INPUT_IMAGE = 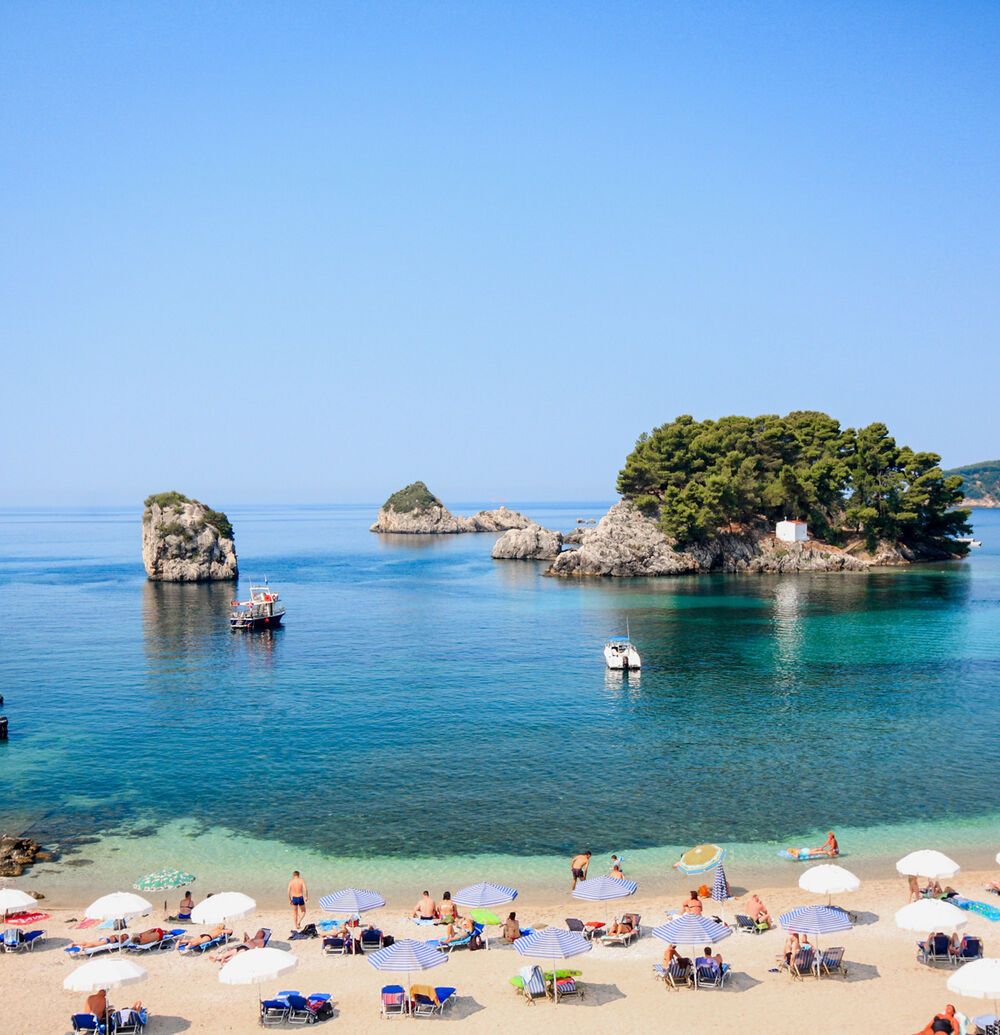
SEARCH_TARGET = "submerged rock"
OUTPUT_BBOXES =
[0,834,44,878]
[142,492,238,581]
[492,524,564,560]
[370,482,533,534]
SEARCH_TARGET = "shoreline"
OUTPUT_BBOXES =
[17,812,1000,911]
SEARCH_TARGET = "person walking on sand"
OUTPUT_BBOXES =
[570,850,591,889]
[288,871,308,928]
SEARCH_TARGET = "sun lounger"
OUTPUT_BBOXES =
[2,928,45,952]
[653,960,693,989]
[511,965,548,1003]
[65,938,130,958]
[70,1015,105,1033]
[177,932,229,955]
[410,984,457,1017]
[917,934,952,965]
[126,929,185,953]
[813,946,847,978]
[260,997,290,1026]
[360,928,384,951]
[950,936,983,965]
[789,948,815,979]
[380,984,408,1018]
[735,913,769,934]
[565,917,604,939]
[550,974,583,1000]
[600,914,641,947]
[284,992,333,1024]
[322,934,349,955]
[111,1007,147,1033]
[694,961,730,989]
[428,922,487,952]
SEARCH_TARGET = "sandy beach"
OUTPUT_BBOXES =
[10,866,998,1034]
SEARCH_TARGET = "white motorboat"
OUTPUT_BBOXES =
[956,536,983,548]
[604,634,641,670]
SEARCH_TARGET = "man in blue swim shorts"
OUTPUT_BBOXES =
[288,870,308,928]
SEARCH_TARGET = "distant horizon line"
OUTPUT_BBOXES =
[0,498,621,511]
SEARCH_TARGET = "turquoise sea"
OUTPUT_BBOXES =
[1,504,998,902]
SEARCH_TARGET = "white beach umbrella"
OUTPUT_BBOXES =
[0,888,37,918]
[64,958,147,1034]
[995,852,999,866]
[799,865,861,906]
[219,946,298,1017]
[894,899,968,933]
[895,850,960,880]
[85,892,153,922]
[192,892,256,925]
[947,958,1000,1027]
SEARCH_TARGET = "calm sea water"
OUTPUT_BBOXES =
[1,504,998,880]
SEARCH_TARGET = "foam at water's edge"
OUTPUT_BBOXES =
[22,810,1000,908]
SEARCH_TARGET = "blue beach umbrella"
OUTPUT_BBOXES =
[452,883,518,909]
[318,888,385,915]
[779,905,853,947]
[653,914,732,973]
[711,863,731,915]
[515,927,591,1004]
[572,875,638,925]
[368,938,447,1002]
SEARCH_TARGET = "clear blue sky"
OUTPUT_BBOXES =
[3,1,998,505]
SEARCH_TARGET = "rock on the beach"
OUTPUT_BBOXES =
[547,500,871,577]
[492,524,564,560]
[141,492,238,582]
[547,501,699,577]
[0,834,44,877]
[370,481,533,534]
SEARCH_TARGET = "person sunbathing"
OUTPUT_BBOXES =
[441,915,475,944]
[988,880,1000,893]
[438,891,458,923]
[681,891,703,915]
[85,989,108,1017]
[71,932,129,950]
[781,931,801,967]
[696,946,723,972]
[911,1004,960,1035]
[921,879,944,897]
[607,916,635,936]
[178,924,231,949]
[131,927,167,946]
[919,931,959,955]
[412,891,438,920]
[213,928,268,964]
[502,911,522,942]
[745,894,772,926]
[662,943,691,969]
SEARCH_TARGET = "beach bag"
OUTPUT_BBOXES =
[469,933,484,951]
[309,1000,334,1020]
[382,934,395,947]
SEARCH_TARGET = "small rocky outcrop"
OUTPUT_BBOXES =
[370,482,533,534]
[492,524,564,560]
[547,501,870,577]
[547,502,699,577]
[142,492,238,581]
[0,834,45,878]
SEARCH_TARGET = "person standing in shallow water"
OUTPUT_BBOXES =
[570,850,591,889]
[288,870,308,928]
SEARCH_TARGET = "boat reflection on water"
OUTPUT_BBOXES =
[604,666,641,695]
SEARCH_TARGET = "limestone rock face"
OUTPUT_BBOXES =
[492,524,564,560]
[547,501,871,577]
[370,482,532,534]
[547,502,699,577]
[142,493,238,582]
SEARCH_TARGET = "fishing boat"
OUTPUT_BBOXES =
[604,624,641,670]
[230,581,286,631]
[956,536,983,548]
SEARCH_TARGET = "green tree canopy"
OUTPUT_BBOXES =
[617,412,969,553]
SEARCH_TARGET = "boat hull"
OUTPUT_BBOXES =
[604,645,641,670]
[231,612,284,631]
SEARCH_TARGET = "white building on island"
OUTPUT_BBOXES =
[776,519,808,543]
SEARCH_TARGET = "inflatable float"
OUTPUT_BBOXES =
[778,848,832,862]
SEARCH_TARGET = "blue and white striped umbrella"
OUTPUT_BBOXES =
[452,883,518,908]
[318,888,385,914]
[711,863,730,904]
[653,915,732,947]
[779,905,853,936]
[515,927,592,961]
[368,938,447,986]
[571,876,638,901]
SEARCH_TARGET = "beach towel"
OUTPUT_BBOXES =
[74,918,100,931]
